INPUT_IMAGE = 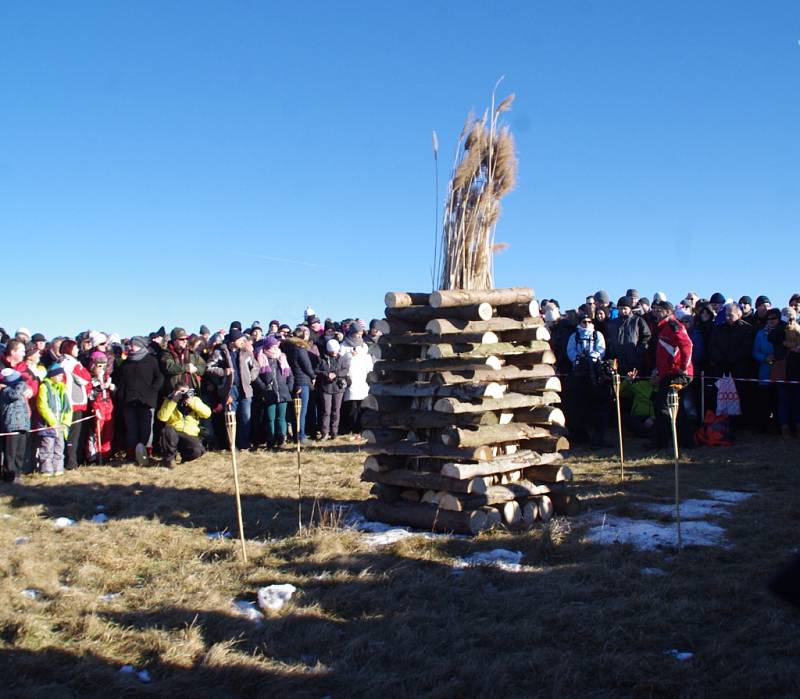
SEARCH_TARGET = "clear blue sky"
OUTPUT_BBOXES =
[2,1,798,338]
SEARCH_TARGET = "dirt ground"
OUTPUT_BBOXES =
[1,433,799,698]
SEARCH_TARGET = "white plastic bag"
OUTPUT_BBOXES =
[715,373,741,416]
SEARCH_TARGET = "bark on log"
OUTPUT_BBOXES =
[386,303,493,322]
[384,291,431,308]
[434,391,561,414]
[362,428,408,444]
[430,363,552,386]
[427,341,542,360]
[361,468,488,494]
[369,381,505,400]
[441,423,556,448]
[521,463,573,483]
[378,331,499,346]
[521,436,570,453]
[365,441,494,460]
[503,350,557,367]
[549,492,581,516]
[438,480,552,511]
[361,408,500,430]
[500,326,551,342]
[440,450,547,479]
[426,317,544,336]
[509,377,562,394]
[370,483,402,502]
[513,406,566,427]
[373,356,503,373]
[401,489,420,502]
[364,499,488,534]
[361,395,412,413]
[369,343,423,362]
[430,287,534,308]
[495,301,540,319]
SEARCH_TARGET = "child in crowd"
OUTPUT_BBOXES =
[36,364,72,477]
[86,351,115,463]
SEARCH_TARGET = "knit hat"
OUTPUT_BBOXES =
[47,364,65,378]
[638,297,651,307]
[755,295,771,308]
[279,324,291,334]
[656,300,675,312]
[709,292,726,304]
[251,320,263,330]
[324,319,335,332]
[617,296,633,309]
[155,326,166,337]
[346,323,362,336]
[594,290,610,304]
[369,318,381,331]
[15,327,31,340]
[89,330,108,347]
[0,367,22,384]
[170,327,187,341]
[307,315,321,326]
[356,318,367,332]
[652,291,667,303]
[31,333,46,343]
[326,339,340,354]
[268,319,279,329]
[199,325,210,335]
[229,321,242,332]
[304,307,315,321]
[739,295,753,306]
[264,335,279,349]
[24,341,39,357]
[625,289,640,300]
[227,328,244,343]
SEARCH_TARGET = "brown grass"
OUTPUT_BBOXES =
[2,435,800,697]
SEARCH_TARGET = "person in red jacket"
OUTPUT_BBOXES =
[652,301,694,449]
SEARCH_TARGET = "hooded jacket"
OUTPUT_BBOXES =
[0,380,31,432]
[602,314,651,374]
[282,337,316,388]
[157,395,211,437]
[36,377,72,433]
[116,350,165,408]
[655,316,693,378]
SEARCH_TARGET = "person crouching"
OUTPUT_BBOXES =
[156,385,211,468]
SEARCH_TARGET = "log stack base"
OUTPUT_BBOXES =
[361,287,579,534]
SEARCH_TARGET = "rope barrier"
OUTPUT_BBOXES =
[0,413,96,438]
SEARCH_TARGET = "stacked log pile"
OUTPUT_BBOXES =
[361,287,580,534]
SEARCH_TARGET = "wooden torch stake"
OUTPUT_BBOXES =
[667,387,682,551]
[611,368,624,482]
[225,408,248,563]
[293,394,303,532]
[95,411,103,466]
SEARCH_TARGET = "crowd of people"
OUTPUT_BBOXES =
[0,310,379,482]
[2,290,798,482]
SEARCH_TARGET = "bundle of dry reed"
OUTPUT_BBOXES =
[436,90,518,291]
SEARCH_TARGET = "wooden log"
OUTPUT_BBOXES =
[364,499,488,535]
[549,492,581,516]
[365,441,494,460]
[522,463,573,483]
[430,364,553,386]
[427,341,541,360]
[481,506,503,528]
[440,450,551,479]
[386,303,493,323]
[430,287,533,308]
[434,391,561,414]
[426,317,544,336]
[373,356,503,374]
[420,490,438,504]
[362,428,408,444]
[522,500,539,526]
[537,495,554,522]
[501,500,522,526]
[370,483,401,502]
[441,423,555,448]
[503,350,557,367]
[378,331,499,346]
[438,480,552,511]
[513,406,566,427]
[361,408,500,430]
[361,395,412,412]
[500,326,551,342]
[495,300,540,319]
[361,468,488,494]
[369,343,422,362]
[521,436,570,453]
[384,291,430,308]
[369,381,505,400]
[509,376,562,394]
[372,319,392,335]
[400,489,420,502]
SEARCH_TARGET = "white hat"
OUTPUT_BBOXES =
[325,339,340,354]
[304,306,315,321]
[15,327,31,340]
[89,331,108,347]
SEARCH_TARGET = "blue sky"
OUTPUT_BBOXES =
[1,1,798,338]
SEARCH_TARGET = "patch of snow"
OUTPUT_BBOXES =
[643,499,731,520]
[53,517,76,529]
[95,504,106,511]
[453,548,535,574]
[15,536,30,545]
[21,588,42,599]
[206,531,232,540]
[1,514,12,519]
[90,513,109,524]
[257,583,297,611]
[137,670,151,683]
[585,516,726,550]
[99,592,122,602]
[362,528,417,546]
[704,489,754,503]
[665,649,693,661]
[313,571,333,580]
[119,665,135,674]
[119,665,151,683]
[232,599,264,622]
[641,567,667,576]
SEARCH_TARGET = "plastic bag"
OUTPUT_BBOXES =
[715,374,741,416]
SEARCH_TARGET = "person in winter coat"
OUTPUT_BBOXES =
[0,368,33,482]
[160,327,206,393]
[36,364,72,476]
[766,308,800,436]
[116,336,164,465]
[652,301,694,449]
[602,296,652,376]
[59,339,92,469]
[315,339,350,440]
[156,385,211,468]
[282,326,317,443]
[86,351,115,462]
[255,335,294,449]
[342,332,373,437]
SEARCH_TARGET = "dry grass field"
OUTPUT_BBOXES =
[2,434,800,698]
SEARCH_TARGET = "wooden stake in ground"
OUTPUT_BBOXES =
[224,408,248,563]
[611,368,624,481]
[94,411,103,466]
[293,394,303,531]
[666,387,682,550]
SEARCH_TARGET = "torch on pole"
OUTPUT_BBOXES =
[611,365,624,482]
[293,394,303,532]
[95,410,103,466]
[666,387,682,551]
[224,406,248,563]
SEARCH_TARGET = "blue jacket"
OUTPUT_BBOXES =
[0,381,31,433]
[752,327,776,385]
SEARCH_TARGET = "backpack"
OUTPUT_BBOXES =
[694,410,734,447]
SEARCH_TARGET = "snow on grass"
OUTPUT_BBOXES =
[585,516,726,550]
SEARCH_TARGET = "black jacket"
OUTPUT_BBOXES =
[116,352,164,408]
[316,354,350,395]
[603,314,651,374]
[282,338,316,388]
[709,320,756,377]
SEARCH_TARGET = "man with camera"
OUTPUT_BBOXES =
[156,384,211,468]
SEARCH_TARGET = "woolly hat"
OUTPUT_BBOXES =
[594,290,610,304]
[47,364,65,378]
[656,300,675,312]
[346,323,362,336]
[15,327,31,340]
[625,289,640,300]
[229,321,242,332]
[251,320,263,330]
[170,327,187,341]
[617,296,633,309]
[0,367,22,384]
[326,339,340,354]
[652,291,667,303]
[356,318,367,332]
[638,297,651,307]
[739,295,753,306]
[307,315,321,326]
[268,319,280,329]
[279,324,291,334]
[129,336,149,351]
[324,319,335,332]
[108,332,121,346]
[264,335,280,349]
[369,318,381,331]
[199,325,211,335]
[755,295,771,308]
[227,328,244,343]
[154,326,166,337]
[709,292,726,304]
[89,330,107,347]
[90,350,108,365]
[31,333,46,343]
[304,307,315,321]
